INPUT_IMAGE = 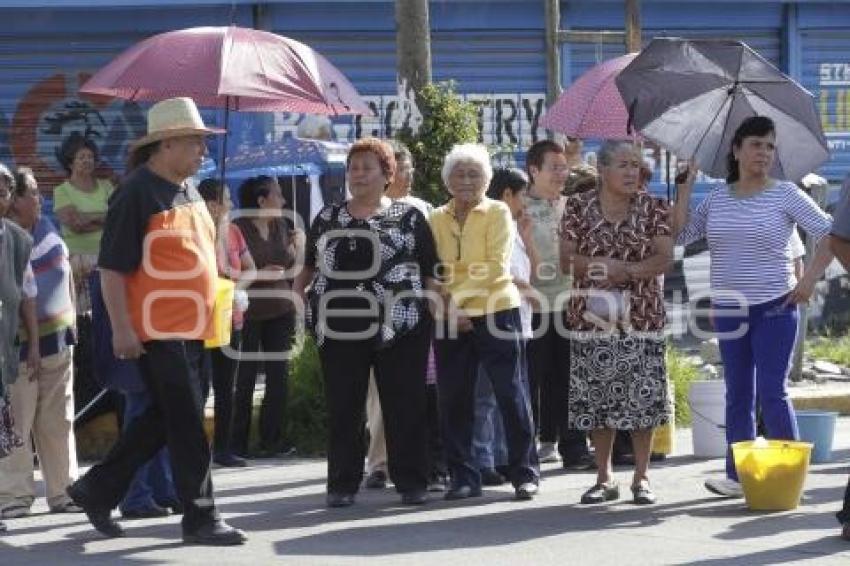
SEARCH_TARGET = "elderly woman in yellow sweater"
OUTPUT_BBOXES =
[430,143,539,502]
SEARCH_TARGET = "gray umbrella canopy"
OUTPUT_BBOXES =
[616,38,829,182]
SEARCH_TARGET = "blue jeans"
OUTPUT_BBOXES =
[713,294,800,481]
[473,365,508,470]
[435,308,538,489]
[119,390,178,512]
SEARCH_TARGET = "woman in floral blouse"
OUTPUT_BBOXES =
[560,140,673,506]
[294,138,438,508]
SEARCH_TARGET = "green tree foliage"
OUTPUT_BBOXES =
[284,334,327,455]
[397,81,479,206]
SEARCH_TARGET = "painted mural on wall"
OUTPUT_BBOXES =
[0,72,146,191]
[272,92,547,150]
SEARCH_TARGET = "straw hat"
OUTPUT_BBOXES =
[130,97,225,151]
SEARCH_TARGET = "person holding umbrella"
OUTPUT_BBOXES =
[674,116,834,498]
[66,97,246,545]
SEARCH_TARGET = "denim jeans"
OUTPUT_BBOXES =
[119,390,178,512]
[472,364,508,470]
[435,308,538,489]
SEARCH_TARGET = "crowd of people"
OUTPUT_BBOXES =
[0,97,849,545]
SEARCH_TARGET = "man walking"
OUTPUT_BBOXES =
[67,97,246,545]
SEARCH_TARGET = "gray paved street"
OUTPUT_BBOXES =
[3,420,850,565]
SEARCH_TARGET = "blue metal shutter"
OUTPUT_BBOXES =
[801,30,850,184]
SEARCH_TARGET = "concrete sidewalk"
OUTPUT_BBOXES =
[2,422,850,565]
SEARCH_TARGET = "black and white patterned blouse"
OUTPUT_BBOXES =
[305,200,438,349]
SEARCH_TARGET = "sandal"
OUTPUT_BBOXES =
[0,503,31,519]
[631,480,657,505]
[50,501,84,514]
[580,481,620,504]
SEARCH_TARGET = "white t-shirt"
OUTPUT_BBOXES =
[510,227,533,338]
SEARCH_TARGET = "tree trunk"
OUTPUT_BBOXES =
[625,0,642,52]
[395,0,432,113]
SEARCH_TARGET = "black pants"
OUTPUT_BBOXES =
[527,311,589,461]
[838,478,850,525]
[319,323,430,495]
[435,309,538,489]
[232,313,295,455]
[209,330,242,456]
[76,340,217,531]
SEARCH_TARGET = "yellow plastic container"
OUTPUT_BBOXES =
[204,278,235,349]
[732,439,813,511]
[651,421,675,455]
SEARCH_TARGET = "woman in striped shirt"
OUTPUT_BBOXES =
[674,116,834,497]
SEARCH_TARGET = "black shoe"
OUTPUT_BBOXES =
[514,482,539,501]
[444,485,483,501]
[183,519,247,546]
[365,470,388,489]
[400,489,428,505]
[480,468,506,486]
[213,453,247,468]
[580,482,620,505]
[326,493,355,508]
[121,504,169,519]
[66,483,124,538]
[563,454,596,471]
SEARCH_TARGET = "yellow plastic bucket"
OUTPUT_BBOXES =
[732,439,812,511]
[205,278,235,349]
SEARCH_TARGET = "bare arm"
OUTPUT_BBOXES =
[787,235,835,304]
[671,165,697,238]
[55,205,105,234]
[100,268,145,359]
[625,235,674,280]
[831,235,850,272]
[560,238,628,284]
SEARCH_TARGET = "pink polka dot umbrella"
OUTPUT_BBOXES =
[540,53,641,141]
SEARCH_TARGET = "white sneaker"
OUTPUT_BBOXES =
[537,442,560,464]
[704,478,743,498]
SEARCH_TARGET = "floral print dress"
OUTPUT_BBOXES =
[560,190,672,431]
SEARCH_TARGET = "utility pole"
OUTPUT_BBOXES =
[395,0,432,110]
[544,0,561,106]
[625,0,642,52]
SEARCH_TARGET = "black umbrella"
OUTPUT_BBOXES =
[616,37,829,182]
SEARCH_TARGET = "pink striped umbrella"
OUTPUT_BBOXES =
[540,53,640,141]
[81,25,370,116]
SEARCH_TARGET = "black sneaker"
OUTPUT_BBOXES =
[479,468,506,486]
[365,470,388,489]
[326,493,355,508]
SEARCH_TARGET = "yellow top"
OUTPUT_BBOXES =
[429,197,520,316]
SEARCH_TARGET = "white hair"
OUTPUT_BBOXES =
[441,143,493,188]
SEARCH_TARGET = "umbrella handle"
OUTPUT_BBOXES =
[626,99,637,136]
